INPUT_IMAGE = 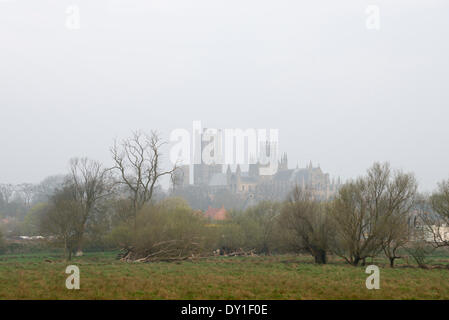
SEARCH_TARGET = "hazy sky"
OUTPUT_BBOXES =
[1,0,448,191]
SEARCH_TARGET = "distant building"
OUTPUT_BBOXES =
[172,165,190,189]
[204,205,228,221]
[408,209,449,243]
[425,225,449,243]
[172,129,342,208]
[193,128,224,186]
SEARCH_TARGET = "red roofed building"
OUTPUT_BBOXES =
[204,205,228,221]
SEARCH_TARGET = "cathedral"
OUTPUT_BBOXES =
[174,153,341,206]
[171,128,341,209]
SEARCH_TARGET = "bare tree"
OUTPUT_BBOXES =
[68,157,112,255]
[330,163,417,266]
[110,131,177,229]
[34,175,66,203]
[170,166,184,193]
[0,184,15,207]
[378,169,417,267]
[17,183,36,209]
[380,212,411,267]
[280,186,332,264]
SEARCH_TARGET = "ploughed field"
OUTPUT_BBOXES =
[0,251,448,299]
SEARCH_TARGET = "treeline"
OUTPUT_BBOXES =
[203,162,449,268]
[0,131,448,268]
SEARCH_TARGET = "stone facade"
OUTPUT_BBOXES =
[172,129,341,208]
[175,155,341,205]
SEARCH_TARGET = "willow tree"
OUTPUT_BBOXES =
[331,162,417,266]
[279,187,332,264]
[39,186,83,261]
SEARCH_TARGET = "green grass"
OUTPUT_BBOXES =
[0,252,448,299]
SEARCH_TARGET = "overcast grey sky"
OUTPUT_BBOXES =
[1,0,448,191]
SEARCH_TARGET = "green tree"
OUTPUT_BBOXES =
[330,162,417,266]
[235,201,282,254]
[113,197,208,262]
[39,186,83,261]
[279,187,332,264]
[21,203,49,236]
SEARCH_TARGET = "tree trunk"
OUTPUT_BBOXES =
[65,243,73,261]
[133,207,138,232]
[389,257,395,268]
[313,250,327,264]
[76,224,86,256]
[64,238,68,261]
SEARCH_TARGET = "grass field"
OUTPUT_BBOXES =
[0,251,448,299]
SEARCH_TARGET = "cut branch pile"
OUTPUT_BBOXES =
[222,248,257,257]
[118,238,205,263]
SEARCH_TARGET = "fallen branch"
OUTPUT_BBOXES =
[223,248,257,257]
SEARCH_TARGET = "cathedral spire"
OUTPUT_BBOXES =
[278,152,288,171]
[236,164,241,176]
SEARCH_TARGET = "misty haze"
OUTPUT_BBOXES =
[1,0,449,304]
